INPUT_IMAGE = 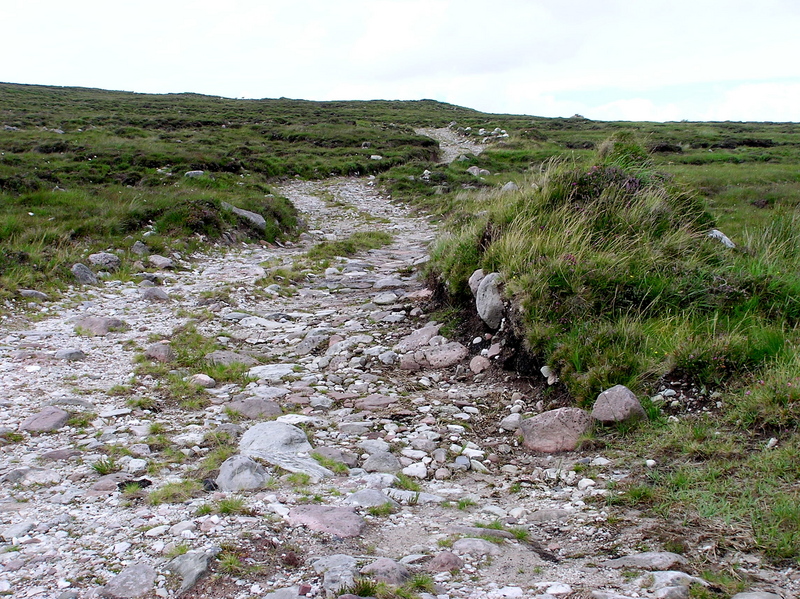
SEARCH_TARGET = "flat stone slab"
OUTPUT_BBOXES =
[249,363,299,383]
[603,551,688,570]
[73,317,127,336]
[205,350,259,367]
[287,505,365,537]
[354,394,397,410]
[100,562,156,598]
[226,398,282,419]
[20,406,69,432]
[239,421,332,481]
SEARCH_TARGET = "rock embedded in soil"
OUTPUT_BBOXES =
[88,252,121,270]
[519,407,593,452]
[73,316,126,336]
[71,263,98,285]
[144,342,175,363]
[360,557,410,585]
[215,454,271,491]
[592,384,647,423]
[475,271,504,329]
[603,551,688,570]
[99,562,156,598]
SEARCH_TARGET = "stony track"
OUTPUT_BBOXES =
[0,177,794,599]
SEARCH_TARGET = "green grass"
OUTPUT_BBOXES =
[147,480,201,505]
[305,230,393,261]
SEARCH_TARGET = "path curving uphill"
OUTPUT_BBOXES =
[0,178,791,598]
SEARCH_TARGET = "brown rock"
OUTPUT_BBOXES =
[355,394,396,410]
[360,558,410,585]
[423,342,468,368]
[20,406,69,432]
[592,384,647,423]
[393,325,442,353]
[519,407,592,453]
[469,355,491,374]
[74,317,127,336]
[427,551,464,572]
[287,506,365,537]
[144,342,175,363]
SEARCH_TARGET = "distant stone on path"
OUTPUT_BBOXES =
[141,287,169,301]
[602,551,688,570]
[221,201,266,231]
[74,316,126,336]
[20,406,69,432]
[226,398,282,419]
[239,421,332,481]
[427,551,464,572]
[205,350,258,367]
[592,385,647,423]
[393,324,442,353]
[55,348,86,361]
[168,549,219,594]
[71,263,97,285]
[287,505,365,537]
[100,562,156,598]
[519,407,592,453]
[88,252,121,271]
[360,558,410,585]
[19,289,48,300]
[148,254,173,269]
[452,537,502,557]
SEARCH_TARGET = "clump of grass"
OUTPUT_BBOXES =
[394,473,422,492]
[367,502,396,517]
[91,457,118,475]
[306,231,393,261]
[311,452,350,474]
[147,480,201,505]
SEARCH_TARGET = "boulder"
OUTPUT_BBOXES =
[519,407,592,453]
[20,406,69,432]
[427,551,464,572]
[205,350,258,367]
[239,421,332,481]
[287,506,365,537]
[363,451,402,473]
[592,385,646,423]
[141,287,169,301]
[393,324,442,353]
[167,549,219,594]
[215,455,271,491]
[468,269,486,295]
[74,316,126,336]
[221,201,266,231]
[88,252,121,271]
[55,348,86,361]
[144,342,175,363]
[100,563,156,598]
[360,558,410,585]
[476,272,504,329]
[148,254,173,269]
[603,551,688,570]
[71,263,97,285]
[226,398,282,419]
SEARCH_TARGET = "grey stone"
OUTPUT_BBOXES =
[476,272,504,329]
[226,398,282,419]
[499,413,521,431]
[184,170,204,178]
[141,287,169,301]
[470,355,491,374]
[592,385,646,423]
[221,201,266,231]
[519,407,593,453]
[730,594,783,599]
[363,451,402,473]
[294,329,330,356]
[249,363,298,383]
[19,289,49,300]
[468,269,486,295]
[168,549,218,594]
[20,406,69,432]
[205,350,258,367]
[88,252,121,270]
[71,263,98,285]
[287,505,365,537]
[374,291,398,305]
[55,348,86,361]
[355,394,397,410]
[100,562,156,598]
[374,277,407,289]
[529,509,571,522]
[188,374,216,388]
[131,241,148,255]
[215,455,271,491]
[424,342,469,368]
[74,316,126,336]
[144,342,175,363]
[148,254,173,269]
[603,551,688,570]
[384,488,445,504]
[427,551,464,572]
[239,421,332,481]
[312,554,358,594]
[452,537,502,557]
[641,571,708,590]
[2,521,35,541]
[360,558,410,585]
[501,181,519,192]
[263,587,302,599]
[344,489,399,508]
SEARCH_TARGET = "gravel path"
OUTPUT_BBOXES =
[0,178,793,599]
[414,128,485,164]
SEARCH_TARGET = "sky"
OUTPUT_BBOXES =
[2,0,800,122]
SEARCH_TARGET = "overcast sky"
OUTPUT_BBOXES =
[3,0,799,122]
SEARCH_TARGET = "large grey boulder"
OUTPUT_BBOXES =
[100,563,156,598]
[215,455,271,491]
[71,263,97,285]
[311,554,358,594]
[362,451,402,473]
[603,551,688,570]
[239,422,332,481]
[360,558,410,585]
[476,272,504,329]
[519,407,592,453]
[592,385,647,423]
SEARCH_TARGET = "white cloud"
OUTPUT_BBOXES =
[704,82,800,122]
